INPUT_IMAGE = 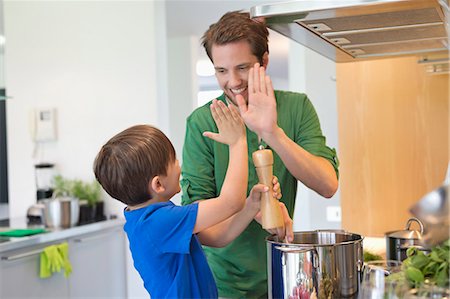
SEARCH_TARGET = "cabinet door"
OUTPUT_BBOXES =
[68,227,126,299]
[0,243,69,298]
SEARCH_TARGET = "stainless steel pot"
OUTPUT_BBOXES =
[385,217,427,262]
[267,230,364,299]
[41,196,79,228]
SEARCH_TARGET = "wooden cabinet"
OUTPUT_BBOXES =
[336,55,449,236]
[0,226,126,298]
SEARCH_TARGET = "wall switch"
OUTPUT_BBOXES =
[326,206,342,222]
[31,108,57,142]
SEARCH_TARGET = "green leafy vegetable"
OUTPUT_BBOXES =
[363,250,383,262]
[402,239,450,288]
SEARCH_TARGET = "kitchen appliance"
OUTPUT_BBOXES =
[35,163,55,200]
[267,230,363,298]
[250,0,449,62]
[385,217,425,261]
[26,202,45,225]
[409,165,449,248]
[42,196,79,228]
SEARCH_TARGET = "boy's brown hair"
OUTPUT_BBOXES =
[93,125,176,206]
[201,11,269,64]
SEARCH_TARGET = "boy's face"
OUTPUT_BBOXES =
[163,159,181,199]
[211,40,260,106]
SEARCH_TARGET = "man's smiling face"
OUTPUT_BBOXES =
[211,40,262,105]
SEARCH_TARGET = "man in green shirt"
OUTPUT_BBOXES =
[181,11,339,298]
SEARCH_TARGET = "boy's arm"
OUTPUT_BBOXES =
[197,183,266,247]
[192,100,249,234]
[198,178,294,247]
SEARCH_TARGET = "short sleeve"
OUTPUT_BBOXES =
[181,104,219,205]
[149,203,199,254]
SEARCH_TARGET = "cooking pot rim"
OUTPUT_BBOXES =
[266,229,363,247]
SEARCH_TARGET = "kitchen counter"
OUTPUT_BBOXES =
[0,217,127,298]
[0,217,125,253]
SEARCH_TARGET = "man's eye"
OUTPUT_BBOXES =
[216,69,225,74]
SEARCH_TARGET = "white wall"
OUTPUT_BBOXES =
[4,1,163,221]
[4,2,162,298]
[289,41,342,231]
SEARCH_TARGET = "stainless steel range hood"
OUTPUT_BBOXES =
[250,0,449,62]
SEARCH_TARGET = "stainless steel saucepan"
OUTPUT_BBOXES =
[267,230,363,299]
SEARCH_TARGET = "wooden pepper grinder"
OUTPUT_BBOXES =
[252,147,284,230]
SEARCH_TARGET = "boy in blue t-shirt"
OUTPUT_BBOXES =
[93,100,286,298]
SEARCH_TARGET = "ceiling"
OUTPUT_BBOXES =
[165,0,291,83]
[165,0,287,38]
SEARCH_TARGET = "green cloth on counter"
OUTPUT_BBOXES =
[0,228,46,237]
[40,242,72,279]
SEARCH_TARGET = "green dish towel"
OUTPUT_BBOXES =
[0,228,46,237]
[40,242,72,278]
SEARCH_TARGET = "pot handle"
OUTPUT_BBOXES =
[276,246,320,269]
[405,217,424,234]
[274,246,314,253]
[357,241,363,272]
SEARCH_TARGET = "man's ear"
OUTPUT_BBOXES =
[262,51,269,69]
[149,176,165,195]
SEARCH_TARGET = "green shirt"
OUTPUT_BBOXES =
[181,91,339,298]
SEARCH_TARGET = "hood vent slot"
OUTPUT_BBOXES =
[251,0,449,62]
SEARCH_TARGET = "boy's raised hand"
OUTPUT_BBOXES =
[203,99,245,145]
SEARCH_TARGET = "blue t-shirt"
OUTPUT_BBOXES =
[124,201,217,299]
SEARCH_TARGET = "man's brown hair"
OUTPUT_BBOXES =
[202,11,269,64]
[93,125,176,206]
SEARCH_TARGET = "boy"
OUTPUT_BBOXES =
[93,100,283,298]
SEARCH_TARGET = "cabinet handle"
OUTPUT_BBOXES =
[1,248,42,261]
[73,230,117,243]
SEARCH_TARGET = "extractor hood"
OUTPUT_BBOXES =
[250,0,450,62]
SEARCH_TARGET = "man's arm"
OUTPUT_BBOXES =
[236,63,338,198]
[198,179,294,247]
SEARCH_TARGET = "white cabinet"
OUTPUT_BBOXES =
[0,225,126,299]
[68,227,127,298]
[0,242,69,298]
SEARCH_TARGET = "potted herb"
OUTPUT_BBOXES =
[71,179,105,224]
[53,175,73,197]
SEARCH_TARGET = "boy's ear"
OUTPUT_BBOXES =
[149,176,165,195]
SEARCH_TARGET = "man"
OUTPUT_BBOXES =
[181,11,339,298]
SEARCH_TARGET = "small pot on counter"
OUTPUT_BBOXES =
[385,217,427,261]
[41,196,79,228]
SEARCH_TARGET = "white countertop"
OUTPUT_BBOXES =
[0,218,125,253]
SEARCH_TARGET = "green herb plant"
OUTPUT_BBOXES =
[71,179,102,207]
[363,250,383,262]
[402,239,450,288]
[52,175,74,197]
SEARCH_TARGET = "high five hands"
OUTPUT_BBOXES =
[235,63,278,142]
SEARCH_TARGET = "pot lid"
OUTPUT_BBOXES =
[385,217,424,239]
[387,229,422,239]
